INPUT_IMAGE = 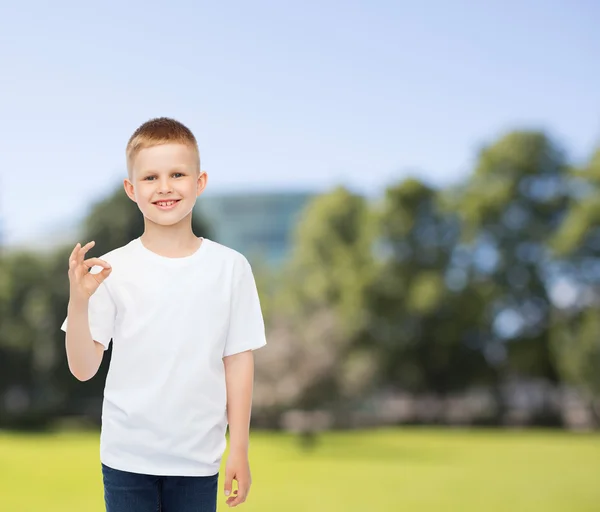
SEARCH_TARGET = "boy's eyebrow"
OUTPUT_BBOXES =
[138,166,188,176]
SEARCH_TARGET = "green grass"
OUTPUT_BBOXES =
[1,427,599,511]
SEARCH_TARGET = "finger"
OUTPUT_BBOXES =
[69,243,80,264]
[68,243,82,274]
[242,482,250,499]
[238,481,250,501]
[73,258,110,282]
[226,492,238,506]
[78,241,95,264]
[227,492,246,507]
[85,261,112,284]
[80,241,96,263]
[224,471,234,498]
[68,254,79,274]
[83,258,112,271]
[235,478,249,497]
[91,266,112,286]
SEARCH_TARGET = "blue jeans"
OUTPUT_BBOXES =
[102,463,219,512]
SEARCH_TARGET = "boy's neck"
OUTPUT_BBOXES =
[140,224,203,258]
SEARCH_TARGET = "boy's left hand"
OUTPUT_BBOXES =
[224,451,252,507]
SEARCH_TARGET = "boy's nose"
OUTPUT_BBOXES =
[157,180,172,193]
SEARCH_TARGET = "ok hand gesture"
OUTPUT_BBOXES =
[68,241,112,302]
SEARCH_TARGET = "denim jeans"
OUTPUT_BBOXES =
[102,463,219,512]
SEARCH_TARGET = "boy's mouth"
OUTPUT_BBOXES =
[153,199,181,210]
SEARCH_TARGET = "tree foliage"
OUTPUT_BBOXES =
[2,131,600,429]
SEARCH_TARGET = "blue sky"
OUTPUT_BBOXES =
[1,1,599,245]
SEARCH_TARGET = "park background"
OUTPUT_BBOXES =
[1,1,600,510]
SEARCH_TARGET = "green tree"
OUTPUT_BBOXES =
[0,251,59,427]
[456,131,570,381]
[265,186,378,408]
[552,147,600,260]
[366,178,490,393]
[550,307,600,420]
[550,147,600,414]
[285,186,376,335]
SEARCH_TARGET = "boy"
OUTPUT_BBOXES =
[61,117,266,511]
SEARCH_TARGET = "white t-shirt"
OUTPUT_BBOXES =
[61,237,267,476]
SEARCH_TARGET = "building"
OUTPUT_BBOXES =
[195,190,315,267]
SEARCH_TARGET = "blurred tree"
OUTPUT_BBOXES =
[455,131,570,382]
[366,178,490,393]
[284,186,376,334]
[549,147,600,414]
[552,148,600,258]
[257,187,378,410]
[0,251,57,427]
[45,243,102,420]
[2,135,598,430]
[253,306,349,414]
[550,307,600,420]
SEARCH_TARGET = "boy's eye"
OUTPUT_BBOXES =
[143,173,184,181]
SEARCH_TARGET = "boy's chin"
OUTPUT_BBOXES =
[142,209,192,227]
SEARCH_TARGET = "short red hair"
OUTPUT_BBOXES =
[126,117,200,177]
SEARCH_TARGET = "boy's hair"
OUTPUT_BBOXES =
[126,117,200,177]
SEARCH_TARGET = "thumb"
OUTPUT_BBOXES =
[96,266,113,284]
[224,469,234,497]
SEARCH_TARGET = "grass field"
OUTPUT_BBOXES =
[1,427,599,511]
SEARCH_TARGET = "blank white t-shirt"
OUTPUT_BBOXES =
[61,237,267,476]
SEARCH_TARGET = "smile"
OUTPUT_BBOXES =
[153,200,181,210]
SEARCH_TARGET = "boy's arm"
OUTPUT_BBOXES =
[64,241,112,381]
[223,349,255,454]
[65,298,105,382]
[223,349,255,506]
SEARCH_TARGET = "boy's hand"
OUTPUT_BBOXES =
[224,451,252,507]
[68,241,112,302]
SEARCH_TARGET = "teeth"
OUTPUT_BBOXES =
[157,201,176,206]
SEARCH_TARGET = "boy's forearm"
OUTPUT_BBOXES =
[66,298,101,381]
[223,350,255,454]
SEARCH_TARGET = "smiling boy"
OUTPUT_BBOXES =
[61,117,266,511]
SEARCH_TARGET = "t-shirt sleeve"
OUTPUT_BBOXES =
[223,258,267,358]
[60,275,117,351]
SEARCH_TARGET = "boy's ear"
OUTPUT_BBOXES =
[123,179,137,203]
[196,171,208,197]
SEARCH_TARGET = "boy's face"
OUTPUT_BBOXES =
[124,143,207,227]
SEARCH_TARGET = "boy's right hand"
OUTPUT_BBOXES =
[68,241,112,302]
